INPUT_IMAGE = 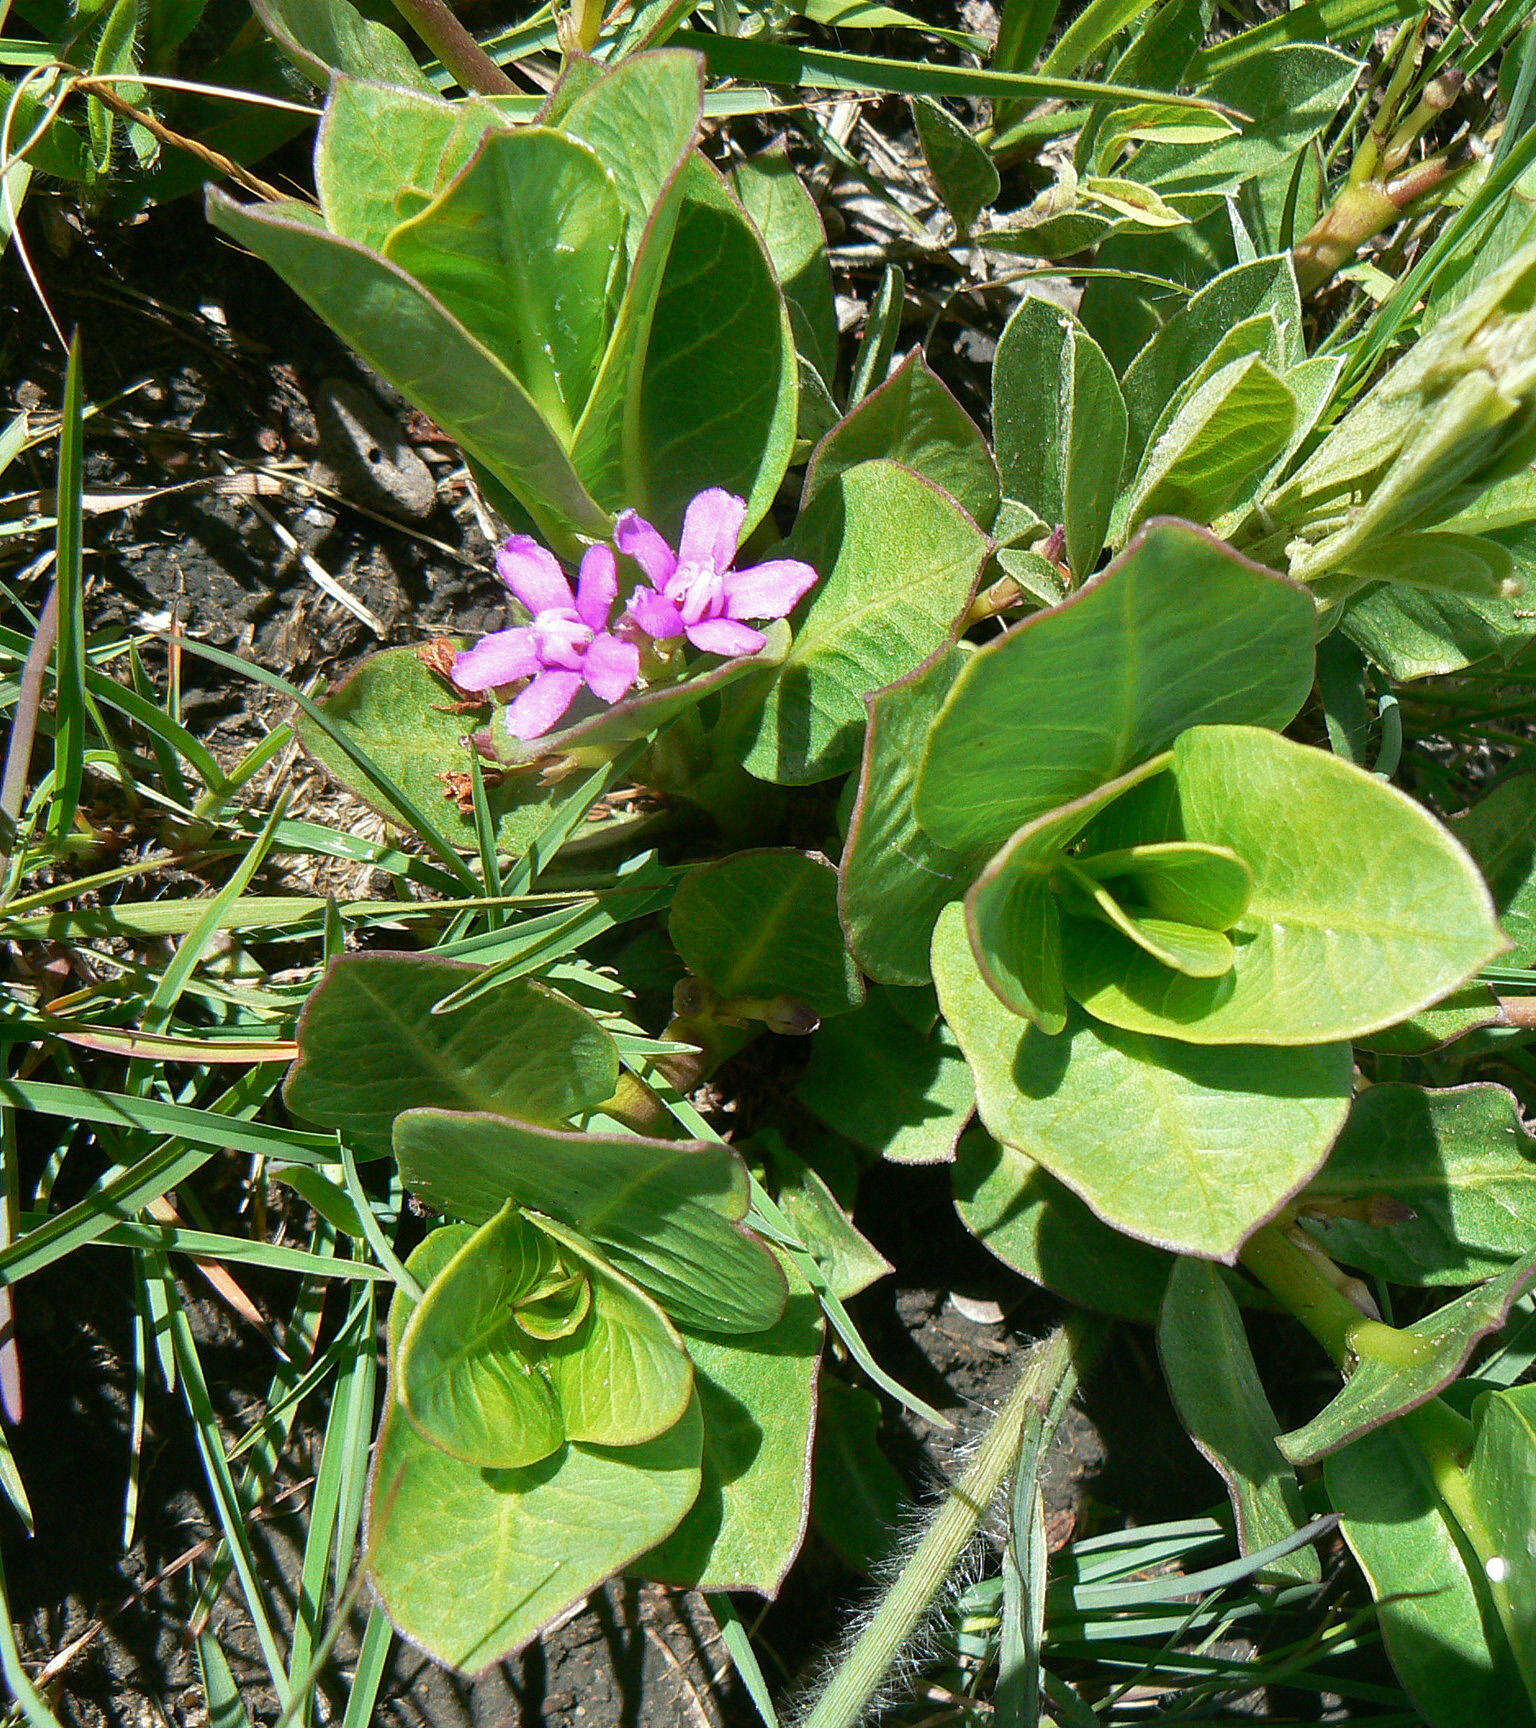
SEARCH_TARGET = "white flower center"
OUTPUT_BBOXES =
[533,607,594,669]
[667,560,725,626]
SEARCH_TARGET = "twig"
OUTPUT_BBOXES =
[389,0,524,95]
[72,78,288,204]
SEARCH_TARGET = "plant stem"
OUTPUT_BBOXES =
[797,1319,1097,1728]
[1239,1223,1378,1365]
[388,0,522,95]
[72,79,287,202]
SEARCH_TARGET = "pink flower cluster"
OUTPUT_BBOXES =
[452,488,817,740]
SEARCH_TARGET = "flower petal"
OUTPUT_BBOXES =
[677,488,748,575]
[505,668,583,739]
[625,586,686,640]
[686,617,767,657]
[496,536,574,615]
[615,511,677,587]
[574,543,618,631]
[452,627,541,691]
[583,633,641,703]
[722,557,819,622]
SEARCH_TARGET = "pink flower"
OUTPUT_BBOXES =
[453,537,640,740]
[616,488,818,656]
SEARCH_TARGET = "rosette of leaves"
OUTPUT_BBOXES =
[841,518,1505,1271]
[286,952,823,1671]
[206,50,796,557]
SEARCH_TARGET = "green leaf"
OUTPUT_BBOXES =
[732,145,838,385]
[838,646,983,986]
[1302,1084,1536,1287]
[529,1213,696,1449]
[557,50,704,246]
[953,1127,1172,1322]
[1133,45,1361,199]
[933,904,1353,1260]
[1454,775,1536,965]
[285,954,620,1156]
[1357,985,1504,1056]
[1157,1258,1318,1583]
[669,27,1242,111]
[1066,727,1506,1046]
[398,1205,569,1467]
[912,97,1000,234]
[671,849,864,1019]
[993,295,1127,579]
[810,1377,908,1573]
[740,460,991,785]
[1326,1421,1533,1728]
[392,1109,788,1334]
[913,520,1315,855]
[314,77,507,250]
[643,1260,823,1593]
[1120,256,1301,469]
[368,1227,703,1673]
[1119,355,1296,536]
[203,192,609,551]
[253,0,434,92]
[797,987,975,1165]
[761,1136,891,1300]
[293,645,553,851]
[1465,1385,1536,1704]
[1330,531,1520,602]
[1278,1255,1536,1466]
[385,129,626,439]
[805,354,1000,530]
[1343,580,1536,682]
[634,154,797,536]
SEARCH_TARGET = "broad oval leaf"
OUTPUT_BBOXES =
[739,460,991,785]
[529,1213,695,1449]
[368,1226,703,1674]
[557,50,704,243]
[284,954,620,1156]
[953,1127,1172,1322]
[1302,1083,1536,1286]
[839,645,982,987]
[385,128,627,439]
[293,644,556,853]
[1120,255,1301,469]
[1157,1258,1318,1583]
[671,849,864,1019]
[733,144,838,384]
[392,1108,788,1334]
[797,986,975,1165]
[1325,1422,1532,1728]
[399,1204,569,1468]
[804,352,1000,529]
[315,77,508,249]
[912,520,1315,855]
[1067,726,1506,1045]
[993,294,1127,579]
[933,903,1352,1260]
[1119,354,1297,538]
[635,154,797,537]
[643,1257,824,1595]
[1465,1385,1536,1705]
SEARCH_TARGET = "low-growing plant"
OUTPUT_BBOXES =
[10,2,1536,1724]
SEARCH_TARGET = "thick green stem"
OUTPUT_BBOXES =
[797,1320,1096,1728]
[1240,1224,1373,1365]
[389,0,521,94]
